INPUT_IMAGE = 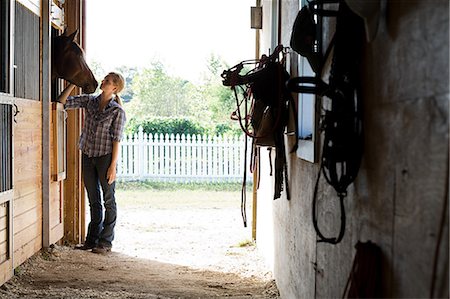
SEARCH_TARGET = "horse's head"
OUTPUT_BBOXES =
[52,30,98,94]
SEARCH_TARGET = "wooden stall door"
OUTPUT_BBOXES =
[48,103,66,244]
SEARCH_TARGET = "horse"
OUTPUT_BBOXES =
[52,30,98,94]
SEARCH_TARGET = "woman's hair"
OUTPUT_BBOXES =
[107,72,125,106]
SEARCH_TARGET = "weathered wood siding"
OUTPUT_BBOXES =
[13,98,42,267]
[49,106,64,242]
[14,3,39,100]
[257,0,449,298]
[0,0,79,287]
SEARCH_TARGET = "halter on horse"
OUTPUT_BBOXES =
[52,30,98,94]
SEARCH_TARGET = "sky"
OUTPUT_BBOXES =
[85,0,256,82]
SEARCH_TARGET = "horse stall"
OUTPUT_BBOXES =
[0,0,87,285]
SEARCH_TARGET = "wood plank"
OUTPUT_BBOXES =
[12,178,41,200]
[51,103,66,182]
[42,0,52,249]
[0,240,7,254]
[49,224,63,245]
[0,259,13,286]
[0,253,8,265]
[13,101,42,141]
[13,191,40,216]
[50,112,55,180]
[63,0,85,245]
[13,93,42,208]
[13,99,43,262]
[13,157,41,180]
[49,181,60,204]
[0,204,7,218]
[392,96,448,297]
[0,221,7,234]
[0,229,8,245]
[13,222,41,254]
[49,179,63,242]
[0,216,8,232]
[13,205,41,234]
[13,98,40,110]
[50,201,62,228]
[14,116,41,133]
[13,228,41,268]
[13,157,41,184]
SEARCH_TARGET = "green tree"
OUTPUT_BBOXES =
[87,61,137,102]
[199,54,241,135]
[127,60,208,122]
[89,60,105,81]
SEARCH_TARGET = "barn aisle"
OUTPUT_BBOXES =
[0,188,279,298]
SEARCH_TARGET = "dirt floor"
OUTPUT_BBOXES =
[0,189,280,299]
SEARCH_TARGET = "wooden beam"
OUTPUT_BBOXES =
[252,0,261,242]
[63,0,84,245]
[41,0,51,249]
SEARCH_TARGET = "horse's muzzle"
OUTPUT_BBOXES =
[83,81,98,94]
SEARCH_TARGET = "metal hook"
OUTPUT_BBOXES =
[13,104,19,123]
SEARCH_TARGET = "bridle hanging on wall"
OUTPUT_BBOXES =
[288,0,365,244]
[221,45,297,226]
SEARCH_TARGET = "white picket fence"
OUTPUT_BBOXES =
[117,126,251,182]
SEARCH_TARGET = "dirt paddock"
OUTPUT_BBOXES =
[0,188,279,298]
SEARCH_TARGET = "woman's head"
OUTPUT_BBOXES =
[106,72,125,94]
[100,72,125,106]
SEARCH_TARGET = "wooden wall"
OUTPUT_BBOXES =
[14,3,39,100]
[12,98,42,267]
[63,0,85,245]
[0,0,83,287]
[5,0,64,276]
[257,0,449,298]
[49,103,64,242]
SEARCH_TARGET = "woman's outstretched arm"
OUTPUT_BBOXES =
[57,83,76,104]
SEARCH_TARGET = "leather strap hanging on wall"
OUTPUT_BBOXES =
[222,45,298,226]
[288,0,365,244]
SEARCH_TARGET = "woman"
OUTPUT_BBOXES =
[58,72,126,254]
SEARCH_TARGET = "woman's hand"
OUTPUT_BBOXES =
[57,83,76,104]
[106,164,117,185]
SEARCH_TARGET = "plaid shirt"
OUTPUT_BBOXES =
[65,94,126,157]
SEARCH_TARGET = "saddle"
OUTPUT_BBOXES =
[222,45,297,226]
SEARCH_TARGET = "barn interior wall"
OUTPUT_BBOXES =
[256,1,449,298]
[13,98,43,267]
[4,0,66,280]
[9,3,43,271]
[14,3,39,100]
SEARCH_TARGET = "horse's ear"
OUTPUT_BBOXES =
[67,30,79,42]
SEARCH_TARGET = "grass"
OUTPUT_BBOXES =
[115,181,253,210]
[116,180,252,192]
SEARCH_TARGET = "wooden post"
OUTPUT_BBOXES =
[63,0,85,245]
[41,0,51,249]
[252,0,261,241]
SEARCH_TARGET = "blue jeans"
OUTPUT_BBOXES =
[82,153,116,248]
